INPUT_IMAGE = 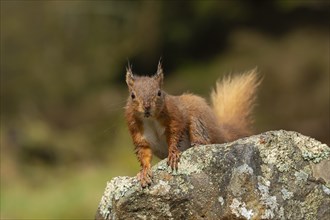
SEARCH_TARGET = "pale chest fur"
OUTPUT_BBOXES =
[142,118,168,159]
[142,118,191,159]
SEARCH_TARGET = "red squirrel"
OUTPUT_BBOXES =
[125,62,261,187]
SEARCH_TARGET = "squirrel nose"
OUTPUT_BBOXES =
[143,104,151,117]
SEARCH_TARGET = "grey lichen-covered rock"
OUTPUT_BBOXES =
[95,130,330,220]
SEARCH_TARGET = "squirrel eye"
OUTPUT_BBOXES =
[131,92,136,99]
[157,90,161,96]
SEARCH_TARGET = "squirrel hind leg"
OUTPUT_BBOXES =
[220,123,251,142]
[188,117,211,146]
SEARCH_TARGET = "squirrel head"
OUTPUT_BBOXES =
[126,62,165,118]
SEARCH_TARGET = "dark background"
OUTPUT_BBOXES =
[1,1,329,218]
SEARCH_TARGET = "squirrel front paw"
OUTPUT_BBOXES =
[167,148,181,171]
[137,167,153,187]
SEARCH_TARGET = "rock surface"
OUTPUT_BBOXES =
[95,130,330,220]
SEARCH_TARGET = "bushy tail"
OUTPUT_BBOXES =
[210,68,261,142]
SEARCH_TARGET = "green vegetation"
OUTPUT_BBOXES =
[1,1,329,218]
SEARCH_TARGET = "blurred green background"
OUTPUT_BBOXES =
[1,1,329,219]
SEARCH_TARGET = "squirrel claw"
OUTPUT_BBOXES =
[167,149,181,172]
[137,168,153,188]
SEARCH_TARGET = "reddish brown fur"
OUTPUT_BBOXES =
[125,63,260,187]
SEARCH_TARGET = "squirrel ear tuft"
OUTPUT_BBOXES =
[126,65,135,88]
[155,60,164,86]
